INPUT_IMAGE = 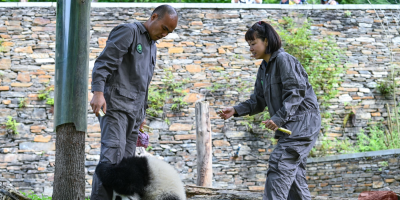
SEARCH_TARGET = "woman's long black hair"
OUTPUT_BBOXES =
[245,21,282,54]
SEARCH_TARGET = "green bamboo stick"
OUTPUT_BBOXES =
[277,127,292,135]
[99,109,105,117]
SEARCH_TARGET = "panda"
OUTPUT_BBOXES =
[95,156,186,200]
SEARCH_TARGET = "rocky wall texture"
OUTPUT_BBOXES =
[0,4,399,197]
[307,150,400,198]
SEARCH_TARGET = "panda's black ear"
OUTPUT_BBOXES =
[115,196,122,200]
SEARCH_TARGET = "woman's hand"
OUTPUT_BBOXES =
[218,107,236,120]
[262,119,278,131]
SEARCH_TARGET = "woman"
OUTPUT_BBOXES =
[218,21,321,200]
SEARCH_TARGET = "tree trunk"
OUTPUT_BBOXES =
[195,101,212,187]
[53,123,86,200]
[53,0,90,198]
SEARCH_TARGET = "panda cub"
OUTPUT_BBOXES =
[95,156,186,200]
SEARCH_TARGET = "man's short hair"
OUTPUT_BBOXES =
[152,5,177,20]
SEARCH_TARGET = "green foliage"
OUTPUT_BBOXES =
[38,86,54,101]
[6,116,19,135]
[342,103,357,129]
[337,0,364,4]
[147,86,167,117]
[164,118,171,125]
[207,82,224,92]
[46,98,54,106]
[146,146,153,151]
[270,137,278,145]
[311,118,400,157]
[236,78,255,93]
[377,80,394,96]
[379,161,389,167]
[377,71,399,96]
[344,10,352,17]
[310,135,355,157]
[276,17,344,108]
[22,191,52,200]
[19,98,28,108]
[147,69,188,118]
[262,0,280,3]
[240,109,271,132]
[357,124,400,152]
[362,0,399,3]
[0,39,5,52]
[22,191,90,200]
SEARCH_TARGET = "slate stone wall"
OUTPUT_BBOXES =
[0,4,399,197]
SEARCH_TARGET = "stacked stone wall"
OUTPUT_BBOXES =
[0,4,399,197]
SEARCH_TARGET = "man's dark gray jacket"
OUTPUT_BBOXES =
[91,22,156,113]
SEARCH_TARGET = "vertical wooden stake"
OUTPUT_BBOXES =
[195,101,212,187]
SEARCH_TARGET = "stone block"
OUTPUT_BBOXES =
[213,140,230,147]
[34,135,51,143]
[185,65,201,73]
[174,134,196,140]
[225,131,248,138]
[169,123,192,131]
[14,46,33,54]
[168,47,184,54]
[11,83,33,87]
[17,73,31,82]
[19,142,55,151]
[183,93,203,103]
[98,37,107,48]
[33,17,51,26]
[0,58,11,70]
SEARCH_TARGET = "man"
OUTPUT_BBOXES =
[90,5,178,200]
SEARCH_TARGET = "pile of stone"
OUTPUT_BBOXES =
[0,183,30,200]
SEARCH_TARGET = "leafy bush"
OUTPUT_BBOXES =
[147,69,188,118]
[22,191,91,200]
[38,87,53,100]
[46,98,54,106]
[6,116,19,135]
[276,17,344,107]
[19,98,28,108]
[357,123,400,152]
[22,191,52,200]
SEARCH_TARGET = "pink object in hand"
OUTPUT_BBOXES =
[136,130,149,148]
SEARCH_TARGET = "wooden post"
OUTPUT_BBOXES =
[195,101,212,187]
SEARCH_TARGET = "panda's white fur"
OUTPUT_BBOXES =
[142,157,186,200]
[95,156,186,200]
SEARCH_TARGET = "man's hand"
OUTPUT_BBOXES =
[218,107,237,120]
[90,91,106,117]
[262,119,278,131]
[140,119,146,131]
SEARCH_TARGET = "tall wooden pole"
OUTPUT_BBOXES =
[195,101,212,187]
[53,0,90,199]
